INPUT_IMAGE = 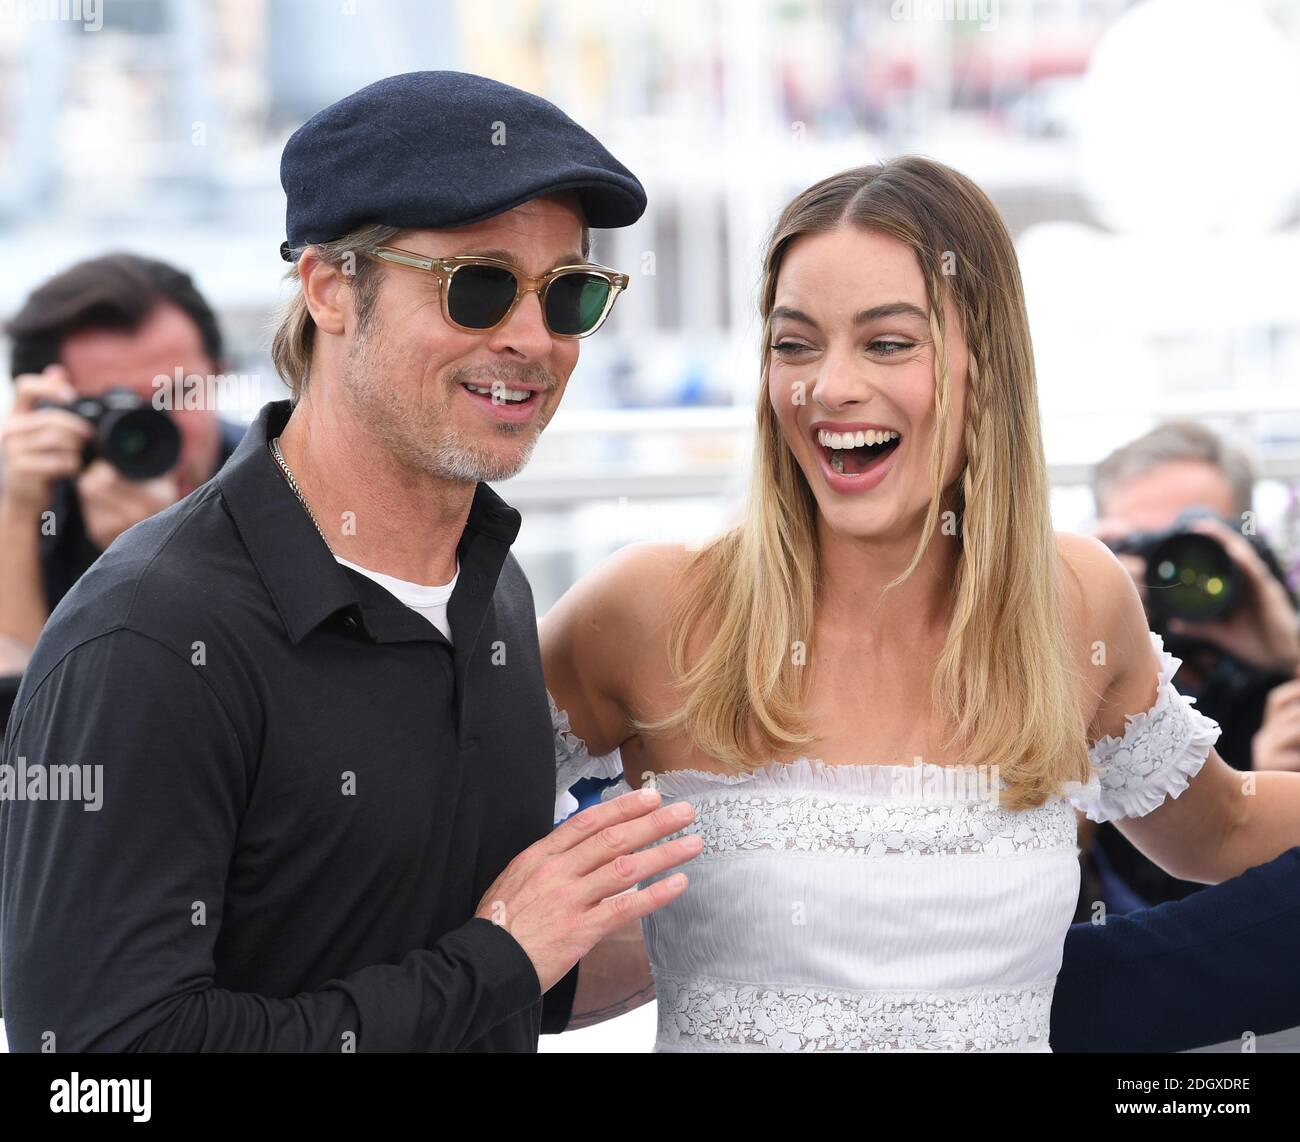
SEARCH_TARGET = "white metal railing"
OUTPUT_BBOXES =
[499,401,1300,506]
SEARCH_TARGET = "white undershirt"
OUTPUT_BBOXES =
[334,555,459,642]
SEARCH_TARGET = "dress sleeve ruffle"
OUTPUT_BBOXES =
[550,688,627,825]
[1062,631,1222,824]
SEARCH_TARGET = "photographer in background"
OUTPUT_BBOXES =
[1083,420,1300,911]
[0,254,247,675]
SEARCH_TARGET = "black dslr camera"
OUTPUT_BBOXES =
[35,387,181,480]
[1102,506,1294,625]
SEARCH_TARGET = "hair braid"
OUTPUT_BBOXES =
[958,353,984,547]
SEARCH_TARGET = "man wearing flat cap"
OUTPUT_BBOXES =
[0,71,695,1052]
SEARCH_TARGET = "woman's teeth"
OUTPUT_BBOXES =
[463,383,533,403]
[816,428,899,449]
[816,428,901,477]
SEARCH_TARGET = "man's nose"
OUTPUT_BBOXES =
[487,289,554,360]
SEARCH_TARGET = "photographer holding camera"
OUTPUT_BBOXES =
[1085,420,1300,909]
[0,254,246,677]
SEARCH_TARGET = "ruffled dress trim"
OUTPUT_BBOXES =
[550,689,624,823]
[1061,631,1221,823]
[549,628,1221,826]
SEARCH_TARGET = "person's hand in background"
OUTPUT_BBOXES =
[76,457,180,552]
[0,366,94,517]
[0,365,99,648]
[0,633,32,674]
[1254,669,1300,771]
[1090,515,1299,674]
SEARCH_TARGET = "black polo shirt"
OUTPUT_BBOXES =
[0,398,577,1051]
[40,417,249,613]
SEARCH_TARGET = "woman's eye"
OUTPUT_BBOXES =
[869,339,916,356]
[770,341,812,356]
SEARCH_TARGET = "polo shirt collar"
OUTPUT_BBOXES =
[217,400,522,646]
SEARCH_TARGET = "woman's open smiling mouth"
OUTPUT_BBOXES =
[809,422,903,494]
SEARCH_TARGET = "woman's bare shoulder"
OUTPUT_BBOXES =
[1054,529,1120,575]
[539,542,697,751]
[1054,530,1158,712]
[550,541,695,627]
[1055,530,1138,611]
[1054,530,1131,633]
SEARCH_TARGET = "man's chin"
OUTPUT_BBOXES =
[473,462,528,483]
[444,445,537,484]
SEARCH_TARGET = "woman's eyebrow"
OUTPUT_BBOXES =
[853,302,929,324]
[770,306,818,327]
[770,301,930,328]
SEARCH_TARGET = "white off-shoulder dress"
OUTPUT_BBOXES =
[550,631,1222,1052]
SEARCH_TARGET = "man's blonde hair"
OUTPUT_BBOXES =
[269,221,402,401]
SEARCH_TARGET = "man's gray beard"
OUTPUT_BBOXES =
[339,321,551,484]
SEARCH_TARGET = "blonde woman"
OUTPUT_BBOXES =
[540,156,1300,1052]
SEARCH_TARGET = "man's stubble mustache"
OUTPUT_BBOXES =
[343,328,560,479]
[420,363,562,480]
[446,362,560,412]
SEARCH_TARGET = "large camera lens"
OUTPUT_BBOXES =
[34,388,182,480]
[97,404,181,479]
[1145,531,1239,623]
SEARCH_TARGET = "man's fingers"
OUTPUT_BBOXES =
[566,796,696,877]
[546,786,668,852]
[17,454,83,479]
[1264,680,1300,719]
[76,457,121,493]
[141,473,182,504]
[1187,518,1272,591]
[578,831,703,905]
[1255,711,1300,769]
[1167,616,1224,642]
[4,416,94,454]
[591,870,689,930]
[1268,707,1300,745]
[546,787,661,852]
[12,367,78,412]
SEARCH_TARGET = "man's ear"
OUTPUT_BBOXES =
[298,249,349,336]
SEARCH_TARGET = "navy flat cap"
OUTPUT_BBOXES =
[279,70,646,259]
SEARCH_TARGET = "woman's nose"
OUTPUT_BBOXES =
[812,349,875,410]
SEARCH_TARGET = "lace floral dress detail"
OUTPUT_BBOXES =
[1061,633,1222,822]
[549,630,1221,1052]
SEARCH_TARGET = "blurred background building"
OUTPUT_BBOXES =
[3,0,1299,613]
[2,0,1300,1051]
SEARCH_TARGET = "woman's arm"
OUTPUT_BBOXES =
[540,539,692,765]
[538,542,689,1032]
[539,541,682,760]
[566,916,656,1031]
[1073,534,1300,883]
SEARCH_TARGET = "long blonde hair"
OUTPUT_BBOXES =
[632,156,1090,811]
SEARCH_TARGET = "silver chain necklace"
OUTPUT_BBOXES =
[269,435,332,551]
